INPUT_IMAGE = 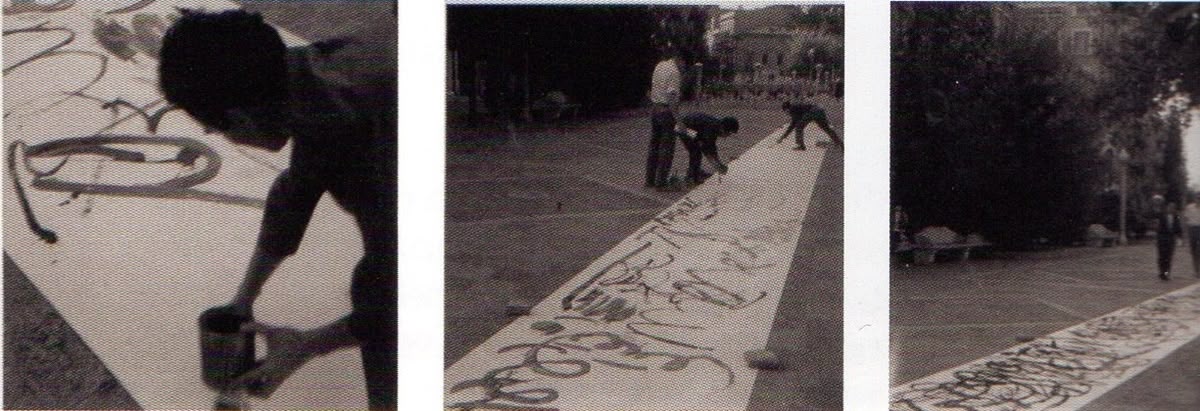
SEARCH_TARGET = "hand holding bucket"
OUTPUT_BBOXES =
[199,306,256,390]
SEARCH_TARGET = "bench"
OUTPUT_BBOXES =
[894,227,992,265]
[530,91,581,124]
[896,241,993,265]
[1086,224,1119,247]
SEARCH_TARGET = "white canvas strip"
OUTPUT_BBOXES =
[4,1,366,408]
[445,127,831,411]
[891,282,1200,411]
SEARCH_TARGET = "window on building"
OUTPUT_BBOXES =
[1072,30,1094,55]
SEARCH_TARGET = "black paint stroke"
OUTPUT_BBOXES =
[97,98,181,134]
[626,309,712,351]
[670,269,769,310]
[3,0,74,15]
[3,23,76,74]
[5,48,110,120]
[891,313,1192,411]
[129,13,167,58]
[8,135,265,244]
[561,242,652,309]
[592,358,648,371]
[93,18,138,61]
[449,331,734,410]
[104,0,156,15]
[657,225,762,259]
[636,225,682,249]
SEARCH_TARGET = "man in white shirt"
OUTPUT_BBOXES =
[646,48,682,189]
[1184,197,1200,277]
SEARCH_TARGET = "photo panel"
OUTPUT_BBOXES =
[444,2,845,410]
[890,3,1200,410]
[3,1,397,409]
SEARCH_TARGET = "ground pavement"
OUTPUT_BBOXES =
[446,96,843,410]
[891,242,1200,410]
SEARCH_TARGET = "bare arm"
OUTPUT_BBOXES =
[230,169,324,315]
[778,119,797,144]
[703,142,727,174]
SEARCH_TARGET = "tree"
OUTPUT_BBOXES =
[789,35,842,77]
[1089,3,1194,219]
[790,4,843,35]
[893,3,1107,245]
[1092,3,1200,117]
[650,6,711,99]
[448,5,660,115]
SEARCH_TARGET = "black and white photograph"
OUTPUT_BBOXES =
[890,3,1200,410]
[13,0,1200,409]
[3,1,396,409]
[444,3,844,410]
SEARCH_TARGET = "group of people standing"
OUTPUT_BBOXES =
[644,48,842,191]
[1154,195,1200,281]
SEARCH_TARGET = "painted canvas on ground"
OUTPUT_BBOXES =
[3,1,396,409]
[445,3,845,410]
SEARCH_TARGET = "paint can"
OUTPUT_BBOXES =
[199,306,255,391]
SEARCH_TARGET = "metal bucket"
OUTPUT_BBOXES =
[198,306,255,390]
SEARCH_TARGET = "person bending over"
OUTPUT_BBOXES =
[160,9,397,409]
[675,113,738,184]
[778,99,842,150]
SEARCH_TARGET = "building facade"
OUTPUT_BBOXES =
[706,5,842,84]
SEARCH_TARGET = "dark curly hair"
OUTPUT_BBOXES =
[159,9,287,131]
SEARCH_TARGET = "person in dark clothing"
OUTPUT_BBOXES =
[777,99,842,150]
[1155,199,1184,281]
[646,49,681,188]
[675,112,738,184]
[160,10,396,409]
[648,108,677,188]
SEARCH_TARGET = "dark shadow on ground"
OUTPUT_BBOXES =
[4,254,141,410]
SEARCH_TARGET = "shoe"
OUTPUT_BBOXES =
[793,145,806,151]
[1159,272,1170,281]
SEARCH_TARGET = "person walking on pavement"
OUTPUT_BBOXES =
[777,98,842,150]
[891,205,911,251]
[646,47,682,189]
[1154,195,1183,281]
[1183,196,1200,278]
[675,112,738,185]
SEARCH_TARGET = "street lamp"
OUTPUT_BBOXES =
[1117,147,1130,245]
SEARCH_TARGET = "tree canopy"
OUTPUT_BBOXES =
[892,2,1192,246]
